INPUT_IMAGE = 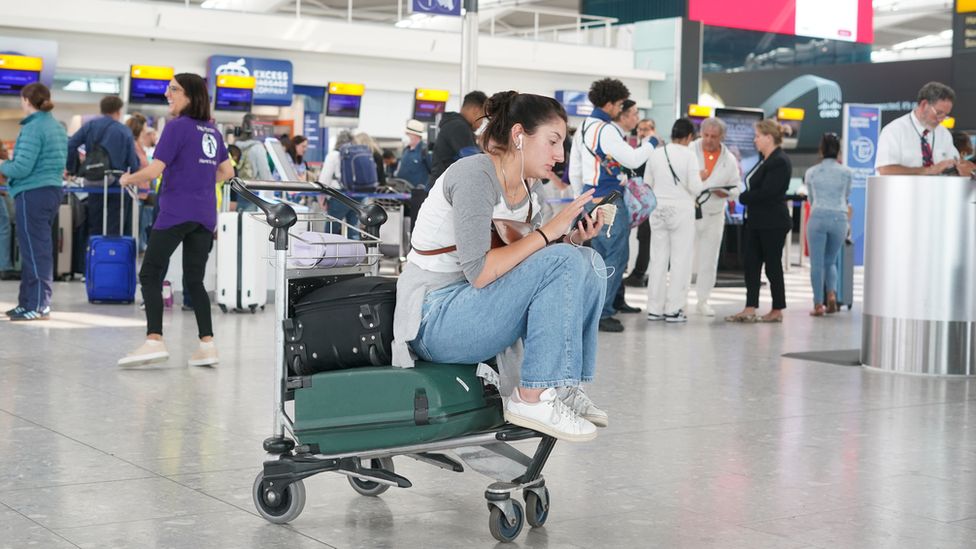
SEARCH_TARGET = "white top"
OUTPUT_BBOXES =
[408,158,542,275]
[689,139,742,215]
[316,149,342,190]
[643,143,703,205]
[568,116,654,196]
[876,111,958,170]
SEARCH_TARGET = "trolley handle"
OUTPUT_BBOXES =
[229,177,387,230]
[311,182,388,230]
[230,177,298,251]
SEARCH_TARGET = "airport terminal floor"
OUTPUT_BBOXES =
[4,266,976,549]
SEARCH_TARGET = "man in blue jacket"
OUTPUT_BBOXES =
[67,95,141,236]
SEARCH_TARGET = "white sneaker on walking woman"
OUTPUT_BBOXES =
[504,388,597,442]
[118,339,170,367]
[188,341,219,367]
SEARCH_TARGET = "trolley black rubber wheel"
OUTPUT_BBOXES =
[252,472,306,524]
[524,488,550,528]
[348,457,394,497]
[488,500,524,543]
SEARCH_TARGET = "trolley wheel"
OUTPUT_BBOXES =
[847,304,853,311]
[252,472,306,524]
[489,499,524,543]
[524,488,550,528]
[218,304,227,313]
[348,457,394,497]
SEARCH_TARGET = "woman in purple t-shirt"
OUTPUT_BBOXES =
[117,73,234,367]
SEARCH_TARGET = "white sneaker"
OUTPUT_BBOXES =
[647,313,665,322]
[558,386,608,428]
[188,341,219,367]
[664,310,688,323]
[696,302,715,317]
[118,340,170,367]
[504,388,597,442]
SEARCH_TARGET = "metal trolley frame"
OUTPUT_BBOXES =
[231,178,559,543]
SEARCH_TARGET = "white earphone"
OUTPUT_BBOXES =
[516,134,524,150]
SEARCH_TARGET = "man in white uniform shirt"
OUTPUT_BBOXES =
[689,117,741,317]
[876,82,975,177]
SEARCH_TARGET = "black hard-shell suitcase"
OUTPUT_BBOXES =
[285,276,397,376]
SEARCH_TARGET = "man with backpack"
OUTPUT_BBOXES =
[67,95,141,236]
[568,78,655,333]
[232,114,274,212]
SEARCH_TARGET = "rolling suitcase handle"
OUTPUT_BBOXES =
[101,170,131,237]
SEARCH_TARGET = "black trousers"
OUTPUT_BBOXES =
[744,226,789,310]
[140,222,214,338]
[630,218,650,275]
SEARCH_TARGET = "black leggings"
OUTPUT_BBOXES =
[744,226,789,310]
[140,222,214,338]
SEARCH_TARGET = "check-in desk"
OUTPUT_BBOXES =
[861,175,976,375]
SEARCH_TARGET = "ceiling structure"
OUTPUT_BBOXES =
[123,0,958,60]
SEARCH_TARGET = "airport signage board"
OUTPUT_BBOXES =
[129,65,173,105]
[412,0,461,17]
[208,55,293,106]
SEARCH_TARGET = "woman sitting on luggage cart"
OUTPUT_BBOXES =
[117,73,234,367]
[393,91,609,441]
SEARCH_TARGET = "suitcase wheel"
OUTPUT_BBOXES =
[348,457,395,497]
[219,304,228,313]
[253,471,306,524]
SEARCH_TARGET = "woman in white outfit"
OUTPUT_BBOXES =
[689,117,742,317]
[645,119,703,323]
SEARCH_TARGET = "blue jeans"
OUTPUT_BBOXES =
[807,209,847,305]
[15,186,62,311]
[411,244,606,389]
[0,194,12,271]
[587,197,629,318]
[327,198,360,240]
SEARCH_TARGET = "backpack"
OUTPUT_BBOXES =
[80,123,112,181]
[236,141,261,180]
[338,143,378,191]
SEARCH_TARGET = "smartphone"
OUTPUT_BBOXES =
[575,190,621,227]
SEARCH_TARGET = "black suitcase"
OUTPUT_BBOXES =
[285,276,397,376]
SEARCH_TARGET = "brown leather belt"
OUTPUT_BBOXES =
[413,245,457,256]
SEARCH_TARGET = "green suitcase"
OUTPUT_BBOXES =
[293,362,505,455]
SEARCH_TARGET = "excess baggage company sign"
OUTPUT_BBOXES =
[207,55,293,107]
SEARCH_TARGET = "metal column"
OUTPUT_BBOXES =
[460,0,479,97]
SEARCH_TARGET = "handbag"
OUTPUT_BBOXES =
[414,179,535,256]
[623,176,656,228]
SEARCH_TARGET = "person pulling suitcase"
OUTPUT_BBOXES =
[117,73,234,367]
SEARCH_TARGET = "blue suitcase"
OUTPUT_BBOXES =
[86,176,137,303]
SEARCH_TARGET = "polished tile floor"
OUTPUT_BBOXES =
[2,266,976,549]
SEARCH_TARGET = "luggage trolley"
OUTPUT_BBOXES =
[232,178,560,543]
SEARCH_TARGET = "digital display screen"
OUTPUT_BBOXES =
[129,78,169,105]
[714,108,764,187]
[413,99,446,122]
[0,68,40,96]
[215,87,253,112]
[688,0,872,44]
[326,94,362,118]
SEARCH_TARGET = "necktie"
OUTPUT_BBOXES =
[921,129,933,168]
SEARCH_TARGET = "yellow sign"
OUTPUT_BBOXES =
[958,0,976,13]
[131,65,174,80]
[941,116,956,129]
[329,82,365,96]
[216,75,256,89]
[688,104,713,118]
[777,107,805,121]
[0,54,43,72]
[416,88,449,102]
